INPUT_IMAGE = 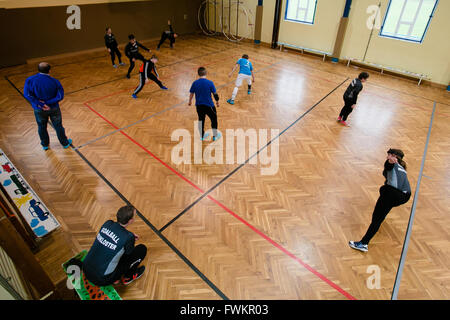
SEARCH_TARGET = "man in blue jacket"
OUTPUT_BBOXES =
[24,62,72,150]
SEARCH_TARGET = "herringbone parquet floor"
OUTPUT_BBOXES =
[0,35,448,300]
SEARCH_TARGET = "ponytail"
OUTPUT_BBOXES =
[398,158,407,170]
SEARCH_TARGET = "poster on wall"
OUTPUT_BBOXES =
[0,148,60,238]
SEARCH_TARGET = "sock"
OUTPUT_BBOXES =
[231,87,239,100]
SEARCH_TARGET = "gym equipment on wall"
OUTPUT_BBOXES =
[198,0,254,43]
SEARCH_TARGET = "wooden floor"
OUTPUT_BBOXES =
[0,35,449,300]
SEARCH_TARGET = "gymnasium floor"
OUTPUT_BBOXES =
[0,35,448,300]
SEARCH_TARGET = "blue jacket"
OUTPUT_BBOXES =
[24,73,64,110]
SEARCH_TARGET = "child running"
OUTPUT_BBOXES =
[349,149,411,252]
[132,55,168,98]
[125,34,151,79]
[227,54,255,105]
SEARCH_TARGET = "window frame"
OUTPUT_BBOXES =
[379,0,439,44]
[284,0,319,25]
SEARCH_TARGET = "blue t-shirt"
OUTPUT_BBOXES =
[237,58,253,76]
[189,78,217,108]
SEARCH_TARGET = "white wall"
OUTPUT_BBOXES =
[278,0,345,52]
[341,0,450,85]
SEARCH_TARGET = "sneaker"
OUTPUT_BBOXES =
[122,266,145,285]
[156,47,160,51]
[161,86,168,90]
[213,132,222,141]
[119,62,126,66]
[113,64,118,68]
[63,139,72,149]
[247,90,251,95]
[200,132,210,141]
[42,146,49,151]
[349,241,368,252]
[337,116,342,122]
[227,99,234,105]
[126,74,131,79]
[132,94,137,99]
[340,120,349,126]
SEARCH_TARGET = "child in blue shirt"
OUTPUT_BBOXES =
[227,54,255,105]
[189,67,221,141]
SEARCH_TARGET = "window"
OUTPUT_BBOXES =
[284,0,318,25]
[380,0,439,43]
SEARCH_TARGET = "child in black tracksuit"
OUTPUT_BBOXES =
[338,72,369,126]
[125,34,151,78]
[157,20,178,50]
[104,27,125,68]
[132,55,168,98]
[349,149,411,252]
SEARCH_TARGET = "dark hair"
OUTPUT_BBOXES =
[359,72,369,80]
[150,54,158,60]
[38,63,51,74]
[106,27,111,31]
[117,205,135,224]
[198,67,207,76]
[388,148,407,170]
[242,54,249,59]
[128,34,135,40]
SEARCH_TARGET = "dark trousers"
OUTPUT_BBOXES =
[127,53,146,76]
[133,72,164,95]
[360,185,411,245]
[85,244,147,286]
[339,97,355,121]
[33,108,69,147]
[109,46,122,65]
[157,32,175,48]
[196,105,218,138]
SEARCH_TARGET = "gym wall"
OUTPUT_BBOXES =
[254,0,449,86]
[204,0,274,44]
[203,0,258,41]
[260,0,275,44]
[0,0,157,9]
[340,0,450,86]
[278,0,345,53]
[0,0,203,68]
